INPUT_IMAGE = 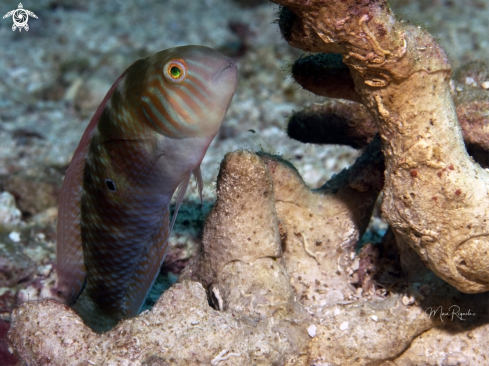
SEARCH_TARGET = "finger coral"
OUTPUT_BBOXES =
[274,0,489,294]
[288,55,489,167]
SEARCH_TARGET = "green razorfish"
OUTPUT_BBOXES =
[56,46,238,332]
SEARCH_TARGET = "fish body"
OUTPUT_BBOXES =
[56,46,237,332]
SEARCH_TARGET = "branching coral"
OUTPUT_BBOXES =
[274,0,489,293]
[288,55,489,167]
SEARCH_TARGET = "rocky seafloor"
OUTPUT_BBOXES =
[1,0,489,365]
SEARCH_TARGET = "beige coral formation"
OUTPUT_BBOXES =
[8,150,489,365]
[8,0,489,365]
[275,0,489,294]
[181,152,295,317]
[10,282,306,366]
[287,91,489,168]
[261,144,383,307]
[183,146,382,310]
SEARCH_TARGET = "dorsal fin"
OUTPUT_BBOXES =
[56,68,130,305]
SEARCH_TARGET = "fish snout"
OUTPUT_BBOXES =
[214,58,238,84]
[223,60,236,71]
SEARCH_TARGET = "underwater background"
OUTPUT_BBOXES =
[0,0,488,363]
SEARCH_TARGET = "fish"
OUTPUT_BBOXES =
[56,45,238,332]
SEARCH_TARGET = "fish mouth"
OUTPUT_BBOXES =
[222,60,236,71]
[213,59,238,83]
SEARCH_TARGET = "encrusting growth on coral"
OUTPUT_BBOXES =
[6,150,447,365]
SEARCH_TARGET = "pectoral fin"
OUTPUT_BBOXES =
[169,170,192,233]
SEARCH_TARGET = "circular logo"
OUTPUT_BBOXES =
[12,9,28,28]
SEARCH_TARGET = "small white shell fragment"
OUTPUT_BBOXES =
[450,79,456,92]
[339,321,349,331]
[481,81,489,90]
[191,320,199,325]
[17,286,38,304]
[37,264,53,277]
[371,315,378,321]
[465,76,476,86]
[35,232,46,241]
[402,294,416,306]
[351,257,360,271]
[307,324,317,337]
[0,192,22,224]
[333,308,341,316]
[9,231,21,242]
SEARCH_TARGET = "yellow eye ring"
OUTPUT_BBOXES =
[163,60,186,83]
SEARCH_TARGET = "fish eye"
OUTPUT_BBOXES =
[163,60,186,83]
[170,66,181,78]
[105,179,116,192]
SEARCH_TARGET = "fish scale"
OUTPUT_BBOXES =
[56,46,237,332]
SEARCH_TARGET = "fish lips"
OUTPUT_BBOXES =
[214,59,238,88]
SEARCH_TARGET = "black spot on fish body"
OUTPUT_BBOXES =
[105,179,116,191]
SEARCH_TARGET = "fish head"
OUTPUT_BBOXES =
[140,45,238,139]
